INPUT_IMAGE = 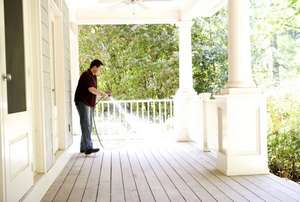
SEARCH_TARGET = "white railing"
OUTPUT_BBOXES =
[94,98,174,140]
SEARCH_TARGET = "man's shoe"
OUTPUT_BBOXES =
[80,150,85,153]
[85,148,99,155]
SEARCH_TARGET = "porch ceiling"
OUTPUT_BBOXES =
[66,0,226,25]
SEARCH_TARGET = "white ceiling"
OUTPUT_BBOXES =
[66,0,226,25]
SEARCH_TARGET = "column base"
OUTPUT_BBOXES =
[174,88,201,143]
[217,152,269,176]
[215,90,269,176]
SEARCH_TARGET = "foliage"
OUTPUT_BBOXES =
[79,24,179,100]
[268,95,300,182]
[250,0,300,87]
[192,10,228,95]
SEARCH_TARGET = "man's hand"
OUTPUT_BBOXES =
[105,91,112,97]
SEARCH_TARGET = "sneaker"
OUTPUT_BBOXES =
[85,148,100,155]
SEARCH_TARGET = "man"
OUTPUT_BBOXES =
[74,59,108,155]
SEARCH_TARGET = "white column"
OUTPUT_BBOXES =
[174,21,202,143]
[178,21,194,92]
[215,0,269,176]
[226,0,255,90]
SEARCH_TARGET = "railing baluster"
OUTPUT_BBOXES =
[137,101,139,118]
[147,101,150,122]
[159,101,161,125]
[164,100,167,122]
[153,101,156,123]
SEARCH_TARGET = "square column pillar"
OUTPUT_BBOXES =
[174,21,202,143]
[216,0,269,175]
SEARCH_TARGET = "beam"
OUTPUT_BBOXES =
[180,0,226,20]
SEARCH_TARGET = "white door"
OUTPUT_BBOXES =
[0,0,33,201]
[49,15,59,155]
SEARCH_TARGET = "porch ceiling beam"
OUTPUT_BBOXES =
[180,0,226,19]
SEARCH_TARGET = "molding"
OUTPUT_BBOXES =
[31,0,47,174]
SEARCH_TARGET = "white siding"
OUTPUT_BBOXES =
[40,0,54,171]
[40,0,72,170]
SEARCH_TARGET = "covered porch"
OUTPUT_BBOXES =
[0,0,299,201]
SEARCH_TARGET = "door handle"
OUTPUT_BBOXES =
[2,74,12,81]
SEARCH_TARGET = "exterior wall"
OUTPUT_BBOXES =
[40,0,54,170]
[39,0,72,170]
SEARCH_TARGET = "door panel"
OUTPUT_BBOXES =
[0,0,33,201]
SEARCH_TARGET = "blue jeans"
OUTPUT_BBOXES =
[76,101,94,151]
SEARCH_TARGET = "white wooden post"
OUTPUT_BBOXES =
[174,20,203,143]
[215,0,269,176]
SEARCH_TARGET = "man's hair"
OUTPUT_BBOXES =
[90,59,104,68]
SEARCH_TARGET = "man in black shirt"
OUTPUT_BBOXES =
[74,59,108,155]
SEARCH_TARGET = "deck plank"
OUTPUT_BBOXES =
[41,154,78,202]
[127,149,155,202]
[142,150,185,202]
[68,156,94,202]
[81,152,103,202]
[245,175,298,202]
[135,150,170,201]
[53,155,85,202]
[171,148,248,202]
[268,174,300,194]
[111,151,126,202]
[159,149,231,202]
[96,151,112,202]
[120,150,140,202]
[185,145,282,201]
[150,149,206,201]
[181,146,265,202]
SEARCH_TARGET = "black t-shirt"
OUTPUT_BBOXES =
[74,69,97,107]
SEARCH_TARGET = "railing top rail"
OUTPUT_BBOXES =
[97,98,174,104]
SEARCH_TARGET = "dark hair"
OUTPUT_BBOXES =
[89,59,104,68]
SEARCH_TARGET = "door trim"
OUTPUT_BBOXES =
[31,0,47,174]
[0,0,7,200]
[49,0,68,151]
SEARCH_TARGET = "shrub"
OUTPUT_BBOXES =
[267,94,300,182]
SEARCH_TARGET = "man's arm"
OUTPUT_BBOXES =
[88,87,106,97]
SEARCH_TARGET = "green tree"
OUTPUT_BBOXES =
[192,9,228,95]
[79,24,179,100]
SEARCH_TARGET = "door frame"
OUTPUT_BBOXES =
[49,0,68,151]
[31,0,47,174]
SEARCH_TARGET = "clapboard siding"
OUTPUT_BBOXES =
[40,0,73,170]
[40,0,54,171]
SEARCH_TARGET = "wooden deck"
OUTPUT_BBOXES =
[41,143,300,202]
